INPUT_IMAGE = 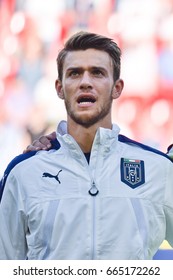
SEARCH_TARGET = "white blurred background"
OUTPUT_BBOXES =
[0,0,173,178]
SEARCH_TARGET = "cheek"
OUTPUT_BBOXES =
[98,83,114,98]
[63,81,76,96]
[63,89,75,104]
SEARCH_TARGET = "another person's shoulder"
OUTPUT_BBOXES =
[167,144,173,161]
[118,134,173,163]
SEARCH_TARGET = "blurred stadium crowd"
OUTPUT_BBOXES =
[0,0,173,178]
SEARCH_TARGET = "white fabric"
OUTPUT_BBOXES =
[0,122,173,259]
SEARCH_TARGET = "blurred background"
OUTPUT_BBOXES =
[0,0,173,258]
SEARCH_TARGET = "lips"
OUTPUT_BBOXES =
[77,94,96,104]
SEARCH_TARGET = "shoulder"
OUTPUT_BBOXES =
[0,138,61,201]
[118,134,173,163]
[0,151,37,201]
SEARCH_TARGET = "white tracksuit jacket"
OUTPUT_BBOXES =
[0,122,173,260]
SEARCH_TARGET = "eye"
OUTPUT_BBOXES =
[69,70,80,77]
[92,69,104,77]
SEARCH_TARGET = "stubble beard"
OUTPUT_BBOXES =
[64,95,113,129]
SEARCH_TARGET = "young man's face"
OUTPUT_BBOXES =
[56,48,123,128]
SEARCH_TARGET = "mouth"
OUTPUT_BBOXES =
[77,95,96,105]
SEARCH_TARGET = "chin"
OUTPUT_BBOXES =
[72,114,102,128]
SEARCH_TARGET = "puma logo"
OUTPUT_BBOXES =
[42,170,62,184]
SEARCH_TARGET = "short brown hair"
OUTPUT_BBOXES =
[57,31,121,82]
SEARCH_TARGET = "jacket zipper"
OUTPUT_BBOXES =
[89,181,98,259]
[75,150,99,259]
[64,137,99,259]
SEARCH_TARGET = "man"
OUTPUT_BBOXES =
[0,31,173,260]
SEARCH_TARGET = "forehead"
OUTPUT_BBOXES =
[63,48,113,70]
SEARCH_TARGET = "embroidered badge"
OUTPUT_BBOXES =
[120,158,145,188]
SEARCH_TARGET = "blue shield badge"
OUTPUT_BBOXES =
[121,158,145,188]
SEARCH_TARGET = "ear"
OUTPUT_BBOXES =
[55,79,64,99]
[112,79,124,100]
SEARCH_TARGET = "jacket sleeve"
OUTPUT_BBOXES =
[164,160,173,248]
[0,171,28,259]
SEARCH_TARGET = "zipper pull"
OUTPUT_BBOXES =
[88,181,99,196]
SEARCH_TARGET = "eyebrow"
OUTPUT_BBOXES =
[66,66,107,72]
[66,67,82,72]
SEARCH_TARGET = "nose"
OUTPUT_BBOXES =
[79,71,92,90]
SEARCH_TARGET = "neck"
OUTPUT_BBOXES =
[67,118,112,153]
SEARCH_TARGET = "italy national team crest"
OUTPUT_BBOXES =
[121,158,145,188]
